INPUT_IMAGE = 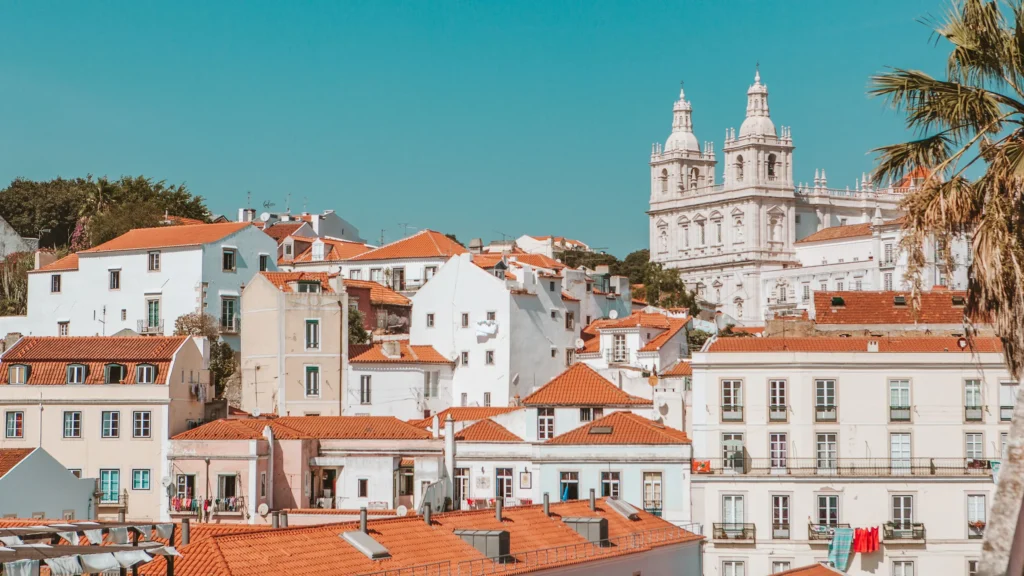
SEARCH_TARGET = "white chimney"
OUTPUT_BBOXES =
[382,340,402,359]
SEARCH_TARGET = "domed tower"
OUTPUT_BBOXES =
[649,84,717,201]
[722,70,794,190]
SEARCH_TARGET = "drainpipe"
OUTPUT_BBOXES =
[543,493,550,517]
[263,425,275,510]
[495,498,503,522]
[444,415,455,506]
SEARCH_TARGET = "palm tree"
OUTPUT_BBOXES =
[871,1,1024,570]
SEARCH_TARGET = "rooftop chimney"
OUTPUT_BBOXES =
[382,340,402,359]
[589,489,596,511]
[431,413,440,439]
[271,511,280,529]
[543,493,550,516]
[360,507,368,534]
[280,511,289,528]
[469,238,484,254]
[181,518,191,546]
[424,502,432,526]
[495,497,503,522]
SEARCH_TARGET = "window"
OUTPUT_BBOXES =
[816,433,837,470]
[815,379,837,421]
[148,251,161,271]
[486,311,496,321]
[770,433,787,469]
[1000,382,1019,421]
[67,364,86,384]
[549,281,556,292]
[305,319,320,349]
[5,411,24,438]
[351,477,368,498]
[120,309,126,321]
[966,433,984,460]
[132,469,151,490]
[460,351,469,366]
[496,468,513,499]
[297,281,321,293]
[559,471,579,500]
[63,411,82,438]
[889,379,911,421]
[892,495,914,528]
[102,411,120,438]
[723,494,744,527]
[485,350,494,365]
[967,494,987,539]
[538,408,554,440]
[772,561,792,574]
[425,266,437,280]
[359,375,371,404]
[51,274,61,292]
[259,254,269,271]
[769,379,786,421]
[772,495,790,539]
[132,411,151,438]
[261,472,267,498]
[601,471,620,498]
[58,321,69,336]
[454,468,469,505]
[643,472,662,513]
[105,363,126,384]
[817,494,839,526]
[965,379,983,421]
[723,561,745,576]
[580,407,603,422]
[305,366,320,397]
[217,474,238,500]
[284,243,293,257]
[969,560,979,576]
[460,393,468,407]
[8,365,27,385]
[550,310,557,321]
[836,280,844,292]
[855,280,862,291]
[136,364,155,384]
[222,249,236,271]
[884,243,894,264]
[612,334,627,362]
[483,392,491,407]
[891,433,911,473]
[100,470,120,503]
[819,281,827,292]
[461,313,469,328]
[802,284,810,302]
[423,372,439,398]
[426,313,435,328]
[565,348,574,367]
[884,272,893,291]
[176,474,196,499]
[550,348,557,358]
[565,311,575,330]
[107,269,121,290]
[349,269,362,280]
[698,221,706,245]
[722,380,743,421]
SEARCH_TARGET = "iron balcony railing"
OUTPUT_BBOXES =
[221,314,241,334]
[815,404,838,422]
[1002,405,1015,421]
[965,405,983,422]
[721,405,744,422]
[213,496,245,514]
[890,405,911,422]
[772,523,790,540]
[712,523,755,541]
[768,405,787,422]
[691,457,996,477]
[644,500,663,517]
[98,489,129,507]
[883,522,926,541]
[968,521,986,540]
[808,523,850,541]
[605,348,632,364]
[137,320,164,335]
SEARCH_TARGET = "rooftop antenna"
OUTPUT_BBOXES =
[303,196,308,213]
[380,229,386,246]
[285,193,292,214]
[398,223,414,238]
[246,191,252,208]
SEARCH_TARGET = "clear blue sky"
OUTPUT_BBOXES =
[0,0,947,256]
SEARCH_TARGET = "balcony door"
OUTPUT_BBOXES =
[890,433,911,475]
[769,433,787,472]
[816,433,837,472]
[723,495,744,533]
[772,495,790,539]
[892,495,914,529]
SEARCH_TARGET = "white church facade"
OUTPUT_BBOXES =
[647,71,935,324]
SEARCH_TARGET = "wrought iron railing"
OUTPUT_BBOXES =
[808,523,850,541]
[772,523,790,540]
[605,348,631,364]
[965,406,983,422]
[221,314,241,334]
[889,405,911,422]
[768,405,787,422]
[98,489,129,507]
[690,457,996,477]
[137,320,164,335]
[815,404,837,422]
[721,405,744,422]
[968,521,986,540]
[712,523,755,541]
[883,522,925,541]
[643,500,662,517]
[214,496,245,513]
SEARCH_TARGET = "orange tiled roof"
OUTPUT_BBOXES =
[343,279,412,307]
[639,318,687,352]
[173,416,431,441]
[0,448,33,478]
[0,336,187,385]
[771,564,846,576]
[795,222,873,244]
[28,253,79,273]
[509,253,565,270]
[165,215,207,226]
[260,272,335,293]
[730,326,765,335]
[603,312,671,330]
[522,363,652,407]
[814,290,969,325]
[528,235,588,249]
[347,229,467,262]
[706,335,1003,353]
[546,411,691,445]
[262,222,306,242]
[83,222,251,253]
[660,361,692,377]
[896,166,932,189]
[454,419,523,443]
[349,343,451,364]
[561,291,579,302]
[409,407,523,428]
[294,237,373,262]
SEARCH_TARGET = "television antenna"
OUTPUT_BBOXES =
[398,223,414,238]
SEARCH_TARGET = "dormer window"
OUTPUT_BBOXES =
[67,364,87,385]
[8,365,28,385]
[105,364,127,384]
[136,364,156,384]
[312,241,325,261]
[297,281,321,293]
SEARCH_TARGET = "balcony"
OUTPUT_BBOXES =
[644,500,663,518]
[883,522,926,542]
[690,457,996,478]
[808,523,850,542]
[889,405,911,422]
[605,348,632,364]
[768,405,787,422]
[1001,405,1015,422]
[879,258,896,269]
[97,490,128,508]
[772,523,790,540]
[221,315,241,334]
[712,523,755,543]
[965,405,983,422]
[721,405,744,422]
[213,496,246,516]
[137,320,164,335]
[968,521,986,540]
[815,404,837,422]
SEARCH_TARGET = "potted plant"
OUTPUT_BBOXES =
[969,520,986,530]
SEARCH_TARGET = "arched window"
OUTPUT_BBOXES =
[690,167,700,190]
[658,230,668,253]
[735,156,744,181]
[767,154,777,179]
[660,169,669,194]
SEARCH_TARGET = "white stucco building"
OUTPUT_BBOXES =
[340,229,467,293]
[345,341,455,420]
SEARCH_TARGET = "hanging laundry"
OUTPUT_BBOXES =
[109,526,129,544]
[827,527,854,571]
[83,529,104,545]
[6,559,41,576]
[154,523,174,540]
[56,531,77,545]
[0,536,23,546]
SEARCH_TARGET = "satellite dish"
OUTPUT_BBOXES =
[258,503,270,516]
[252,407,261,417]
[609,310,619,319]
[396,505,408,517]
[161,476,173,488]
[574,338,585,349]
[260,212,271,222]
[648,375,658,387]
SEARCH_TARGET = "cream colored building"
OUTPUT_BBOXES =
[691,335,1008,576]
[239,272,347,417]
[0,335,209,521]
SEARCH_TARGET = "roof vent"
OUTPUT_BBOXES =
[894,295,907,306]
[830,296,845,307]
[562,517,609,544]
[604,498,640,521]
[589,426,613,435]
[453,530,510,560]
[952,295,966,306]
[341,530,391,560]
[867,340,879,352]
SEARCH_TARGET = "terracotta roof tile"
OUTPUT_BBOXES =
[349,343,451,364]
[508,253,565,270]
[174,416,431,441]
[770,563,846,576]
[165,215,207,226]
[794,222,873,244]
[545,411,691,445]
[706,335,1003,353]
[409,407,523,428]
[172,419,282,441]
[561,291,579,302]
[603,312,671,330]
[83,222,251,253]
[522,364,652,407]
[814,290,969,325]
[343,279,411,306]
[639,318,687,352]
[294,237,374,262]
[262,222,305,242]
[260,272,335,293]
[454,419,523,443]
[347,230,467,262]
[660,361,692,377]
[29,253,79,273]
[0,448,33,478]
[0,336,187,385]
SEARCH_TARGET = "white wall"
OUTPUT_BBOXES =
[344,364,453,420]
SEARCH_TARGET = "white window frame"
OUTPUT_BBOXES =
[132,411,151,438]
[101,411,120,438]
[63,411,82,438]
[67,364,86,384]
[538,407,554,440]
[305,319,320,350]
[359,375,371,404]
[305,366,321,398]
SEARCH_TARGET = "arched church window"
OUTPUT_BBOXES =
[690,167,699,190]
[658,230,668,253]
[735,299,744,318]
[697,222,706,246]
[767,154,777,179]
[660,169,669,194]
[735,156,744,182]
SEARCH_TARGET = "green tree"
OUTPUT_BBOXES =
[0,252,33,316]
[173,312,221,339]
[687,329,713,353]
[613,249,651,285]
[208,341,237,398]
[559,247,619,271]
[349,308,371,345]
[640,262,699,314]
[88,200,165,247]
